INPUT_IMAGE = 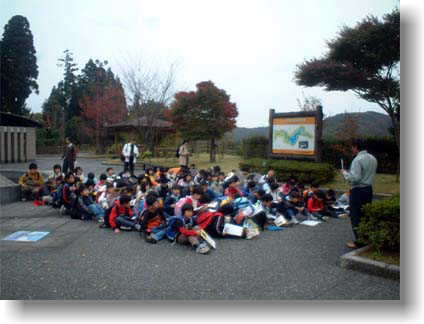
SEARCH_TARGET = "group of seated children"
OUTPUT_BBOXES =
[19,163,350,254]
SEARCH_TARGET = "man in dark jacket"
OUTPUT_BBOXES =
[62,137,76,175]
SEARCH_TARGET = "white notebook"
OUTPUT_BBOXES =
[222,224,244,237]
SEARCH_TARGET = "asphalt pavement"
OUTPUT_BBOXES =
[0,157,400,300]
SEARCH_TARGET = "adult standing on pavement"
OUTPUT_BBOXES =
[122,139,139,175]
[341,139,377,249]
[62,137,77,175]
[178,140,191,168]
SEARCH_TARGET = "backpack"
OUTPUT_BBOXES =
[175,146,180,158]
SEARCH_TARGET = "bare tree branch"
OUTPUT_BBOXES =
[117,54,180,152]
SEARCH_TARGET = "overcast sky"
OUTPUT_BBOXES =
[1,0,398,127]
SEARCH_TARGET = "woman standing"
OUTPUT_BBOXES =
[178,140,191,168]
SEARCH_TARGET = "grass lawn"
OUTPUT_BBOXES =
[324,173,400,195]
[147,153,242,173]
[105,153,243,174]
[358,248,400,266]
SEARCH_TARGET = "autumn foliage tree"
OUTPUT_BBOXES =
[166,81,238,162]
[80,84,127,153]
[295,9,400,150]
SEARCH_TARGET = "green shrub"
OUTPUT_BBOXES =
[322,137,399,174]
[239,158,336,184]
[358,194,400,252]
[36,128,61,147]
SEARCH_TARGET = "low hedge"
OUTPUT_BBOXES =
[358,194,400,252]
[239,158,336,184]
[238,135,399,174]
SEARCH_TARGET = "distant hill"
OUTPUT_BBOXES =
[323,111,392,139]
[230,111,392,142]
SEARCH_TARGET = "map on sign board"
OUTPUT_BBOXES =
[272,116,316,155]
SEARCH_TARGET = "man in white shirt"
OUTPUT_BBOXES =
[122,139,140,175]
[341,139,377,249]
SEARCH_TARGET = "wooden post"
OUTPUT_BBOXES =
[268,109,275,159]
[315,105,323,163]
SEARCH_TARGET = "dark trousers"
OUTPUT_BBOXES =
[116,215,136,229]
[63,159,75,175]
[124,161,135,175]
[350,186,373,240]
[21,186,40,200]
[251,211,268,230]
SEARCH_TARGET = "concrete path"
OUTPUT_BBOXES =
[0,202,399,300]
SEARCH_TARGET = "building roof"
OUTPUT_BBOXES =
[0,112,43,128]
[106,117,172,129]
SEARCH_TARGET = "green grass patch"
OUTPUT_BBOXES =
[358,248,400,266]
[324,173,400,195]
[105,153,242,174]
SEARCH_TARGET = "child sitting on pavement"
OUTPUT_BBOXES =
[139,194,167,244]
[166,203,210,254]
[62,173,78,215]
[174,185,207,217]
[76,185,97,221]
[19,163,45,201]
[284,191,309,223]
[307,190,333,220]
[109,195,141,233]
[164,184,182,218]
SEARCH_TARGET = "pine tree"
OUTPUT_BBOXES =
[0,15,38,115]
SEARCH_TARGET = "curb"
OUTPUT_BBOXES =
[340,246,400,280]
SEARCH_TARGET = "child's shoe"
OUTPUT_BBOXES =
[145,235,157,244]
[196,242,210,254]
[291,216,300,224]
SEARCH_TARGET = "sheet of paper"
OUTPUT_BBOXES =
[301,220,322,226]
[223,224,244,237]
[274,215,289,227]
[2,231,50,242]
[200,229,216,249]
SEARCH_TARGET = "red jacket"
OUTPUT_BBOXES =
[179,211,223,237]
[307,196,324,213]
[197,211,222,229]
[109,200,134,229]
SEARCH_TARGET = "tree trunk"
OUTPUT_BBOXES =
[387,111,400,183]
[209,138,216,163]
[393,118,400,183]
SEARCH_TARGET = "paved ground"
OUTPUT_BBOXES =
[0,156,400,300]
